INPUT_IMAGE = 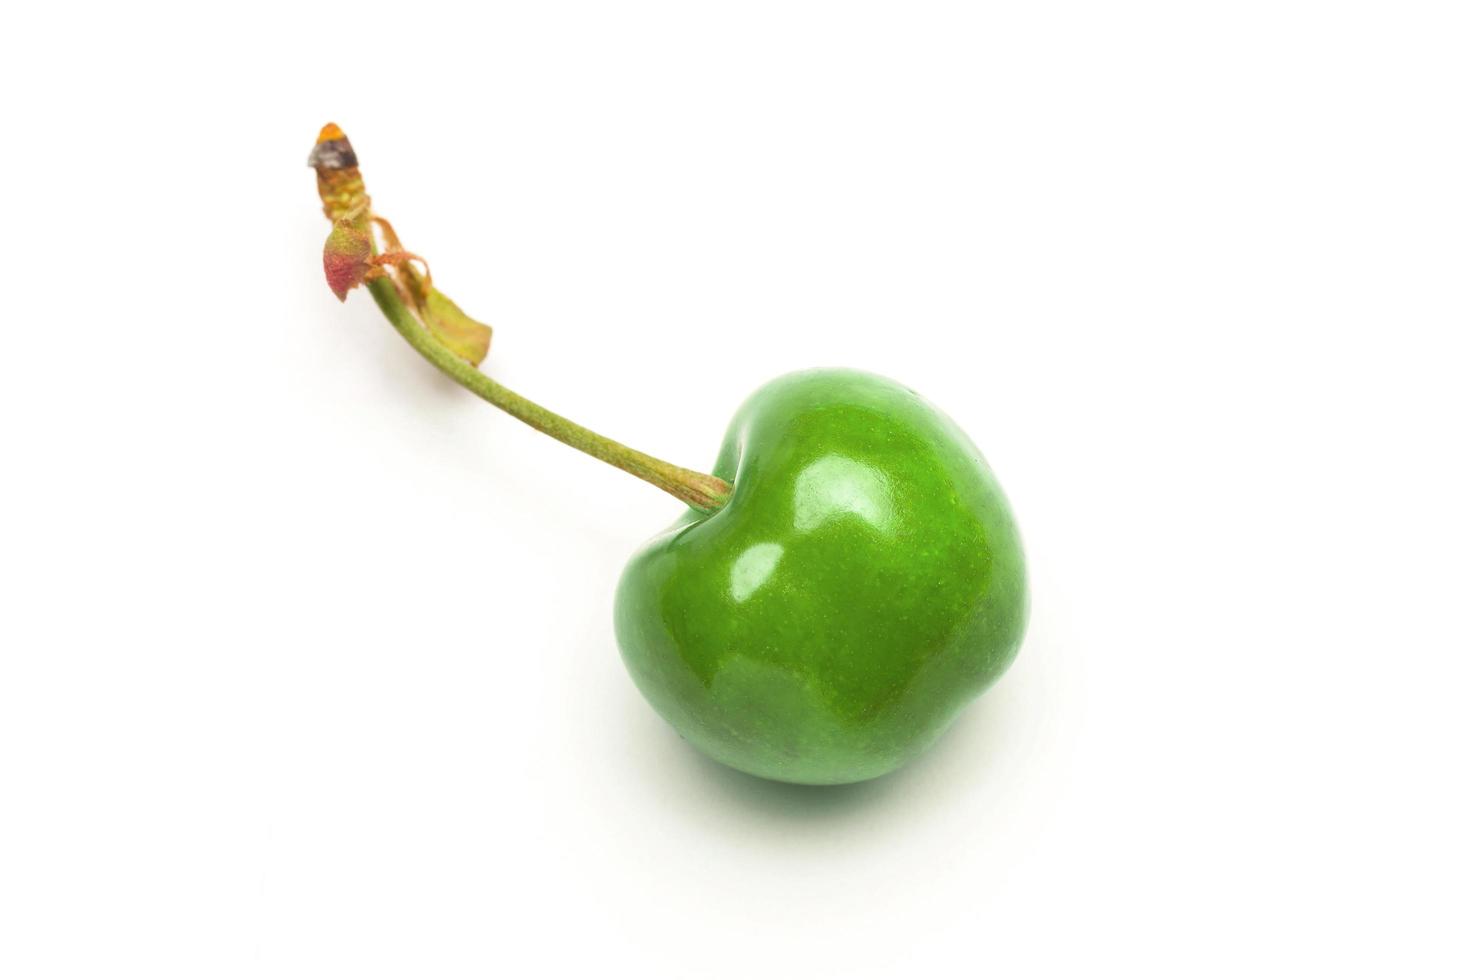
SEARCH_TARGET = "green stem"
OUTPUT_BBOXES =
[365,278,732,513]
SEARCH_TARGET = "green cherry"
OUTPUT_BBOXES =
[315,127,1028,787]
[615,370,1028,784]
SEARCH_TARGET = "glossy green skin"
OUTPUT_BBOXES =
[614,370,1028,784]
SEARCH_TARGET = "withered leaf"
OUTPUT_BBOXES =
[422,287,493,366]
[322,222,374,301]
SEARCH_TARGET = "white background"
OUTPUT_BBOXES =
[1,2,1467,977]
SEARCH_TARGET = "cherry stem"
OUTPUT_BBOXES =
[364,277,732,513]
